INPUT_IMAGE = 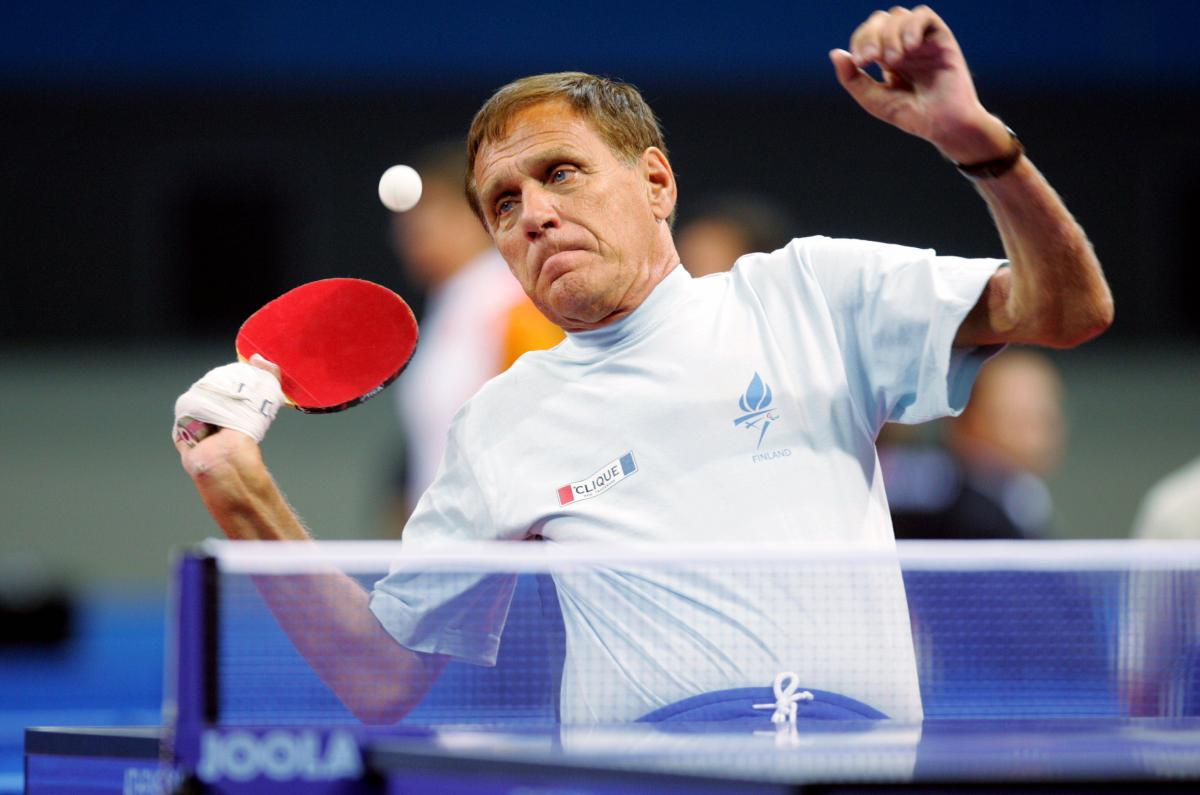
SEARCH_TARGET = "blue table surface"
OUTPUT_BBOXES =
[24,718,1200,787]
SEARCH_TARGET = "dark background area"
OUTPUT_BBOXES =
[2,86,1199,342]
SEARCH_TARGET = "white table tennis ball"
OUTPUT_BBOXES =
[378,165,423,212]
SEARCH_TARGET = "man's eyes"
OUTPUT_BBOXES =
[492,166,577,219]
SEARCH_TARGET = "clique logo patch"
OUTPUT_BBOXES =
[558,452,637,506]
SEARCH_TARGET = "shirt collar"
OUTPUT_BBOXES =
[563,264,690,351]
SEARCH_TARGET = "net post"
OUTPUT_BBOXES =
[163,547,219,777]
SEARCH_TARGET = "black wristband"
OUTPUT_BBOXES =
[954,127,1024,180]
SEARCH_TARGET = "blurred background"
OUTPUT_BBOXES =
[0,0,1198,787]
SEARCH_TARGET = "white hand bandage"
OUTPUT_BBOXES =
[173,361,286,444]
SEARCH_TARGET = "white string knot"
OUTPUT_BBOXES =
[752,671,813,725]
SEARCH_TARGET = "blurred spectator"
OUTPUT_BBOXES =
[1121,458,1200,716]
[676,193,793,277]
[387,142,562,527]
[882,349,1066,539]
[1132,456,1200,539]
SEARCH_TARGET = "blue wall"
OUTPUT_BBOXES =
[2,1,1194,89]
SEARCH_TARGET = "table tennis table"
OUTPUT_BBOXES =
[25,717,1200,793]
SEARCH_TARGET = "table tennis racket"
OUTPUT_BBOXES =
[176,277,418,445]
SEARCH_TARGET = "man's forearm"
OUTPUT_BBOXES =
[183,430,311,541]
[251,570,448,725]
[970,154,1113,348]
[179,431,445,723]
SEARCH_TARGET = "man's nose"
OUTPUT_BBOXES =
[521,186,560,241]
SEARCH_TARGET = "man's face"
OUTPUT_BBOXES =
[473,101,673,331]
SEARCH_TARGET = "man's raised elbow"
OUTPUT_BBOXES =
[1047,289,1115,349]
[1087,290,1116,338]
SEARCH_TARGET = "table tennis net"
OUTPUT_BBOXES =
[166,540,1200,729]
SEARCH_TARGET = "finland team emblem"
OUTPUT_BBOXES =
[733,372,779,449]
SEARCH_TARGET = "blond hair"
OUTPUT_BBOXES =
[465,72,669,222]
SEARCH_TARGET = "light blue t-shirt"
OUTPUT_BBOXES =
[370,236,1001,722]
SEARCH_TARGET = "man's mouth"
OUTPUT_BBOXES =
[539,249,584,285]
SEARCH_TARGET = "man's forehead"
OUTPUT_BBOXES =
[476,102,604,181]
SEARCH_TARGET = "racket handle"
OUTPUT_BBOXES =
[175,416,221,447]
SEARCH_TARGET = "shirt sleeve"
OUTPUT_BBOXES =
[800,236,1002,429]
[369,405,518,666]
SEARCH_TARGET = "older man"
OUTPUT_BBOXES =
[175,7,1111,724]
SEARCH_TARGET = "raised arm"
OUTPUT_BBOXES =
[830,5,1113,349]
[174,366,447,724]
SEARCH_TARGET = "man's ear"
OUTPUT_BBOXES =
[641,147,677,222]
